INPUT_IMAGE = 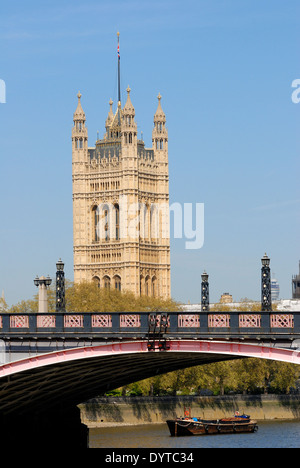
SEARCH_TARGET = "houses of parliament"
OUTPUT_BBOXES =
[72,40,171,299]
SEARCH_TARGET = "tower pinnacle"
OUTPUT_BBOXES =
[73,91,85,121]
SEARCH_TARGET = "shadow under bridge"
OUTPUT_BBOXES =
[1,338,300,418]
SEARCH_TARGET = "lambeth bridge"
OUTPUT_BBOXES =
[1,310,300,447]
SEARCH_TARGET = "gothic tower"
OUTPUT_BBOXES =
[72,41,171,298]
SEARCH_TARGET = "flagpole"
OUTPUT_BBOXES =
[117,32,121,104]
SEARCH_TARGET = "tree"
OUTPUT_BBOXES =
[9,299,37,313]
[8,280,182,314]
[199,361,238,395]
[65,281,182,313]
[268,361,299,394]
[234,358,268,394]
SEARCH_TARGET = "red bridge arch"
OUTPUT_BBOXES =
[0,340,300,417]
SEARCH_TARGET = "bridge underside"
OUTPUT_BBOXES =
[1,339,299,418]
[0,350,235,418]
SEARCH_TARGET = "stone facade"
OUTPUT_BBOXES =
[72,88,171,298]
[220,293,233,304]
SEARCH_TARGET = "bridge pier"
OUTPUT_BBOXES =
[0,406,89,449]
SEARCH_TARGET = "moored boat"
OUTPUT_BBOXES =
[167,413,258,437]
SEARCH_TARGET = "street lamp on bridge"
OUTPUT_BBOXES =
[34,275,52,313]
[201,271,210,312]
[56,259,66,313]
[261,253,272,312]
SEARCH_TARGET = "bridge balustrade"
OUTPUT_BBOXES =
[0,312,298,337]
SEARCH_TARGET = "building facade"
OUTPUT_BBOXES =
[72,88,171,298]
[292,261,300,299]
[220,293,233,304]
[271,278,280,302]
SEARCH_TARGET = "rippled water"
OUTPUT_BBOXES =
[89,420,300,448]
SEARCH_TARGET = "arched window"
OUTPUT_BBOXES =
[114,275,121,291]
[150,204,159,239]
[115,204,120,240]
[152,276,157,297]
[103,276,111,289]
[140,275,144,295]
[145,276,150,296]
[129,133,132,144]
[103,204,110,241]
[145,204,150,240]
[92,276,100,288]
[92,206,99,241]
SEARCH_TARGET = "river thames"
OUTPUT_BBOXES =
[89,420,300,448]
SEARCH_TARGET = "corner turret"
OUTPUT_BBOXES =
[152,93,168,156]
[122,86,137,147]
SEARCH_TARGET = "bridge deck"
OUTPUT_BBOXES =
[0,311,299,340]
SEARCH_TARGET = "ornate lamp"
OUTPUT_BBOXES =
[56,259,66,313]
[201,271,210,312]
[261,253,272,312]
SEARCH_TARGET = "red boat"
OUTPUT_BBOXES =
[167,412,258,436]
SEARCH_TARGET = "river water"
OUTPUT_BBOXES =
[89,420,300,448]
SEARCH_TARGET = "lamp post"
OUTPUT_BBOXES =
[56,259,65,313]
[201,271,210,312]
[34,275,52,313]
[261,253,272,312]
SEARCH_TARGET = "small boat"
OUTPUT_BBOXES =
[167,412,258,437]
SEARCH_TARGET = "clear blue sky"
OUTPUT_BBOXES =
[0,0,299,306]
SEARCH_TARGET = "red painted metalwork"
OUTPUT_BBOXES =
[270,314,294,328]
[37,315,56,328]
[1,340,300,380]
[120,314,141,327]
[208,314,230,327]
[178,314,200,328]
[239,315,261,328]
[10,315,29,328]
[64,315,84,328]
[91,314,112,328]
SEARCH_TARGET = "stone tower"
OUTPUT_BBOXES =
[72,78,171,298]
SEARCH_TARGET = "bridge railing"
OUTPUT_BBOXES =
[0,311,300,336]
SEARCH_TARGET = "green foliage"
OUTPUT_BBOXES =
[8,279,182,314]
[116,359,300,397]
[65,281,182,313]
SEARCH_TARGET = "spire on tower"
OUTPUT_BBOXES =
[123,86,135,115]
[154,93,166,122]
[73,91,86,121]
[152,92,168,152]
[106,99,114,125]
